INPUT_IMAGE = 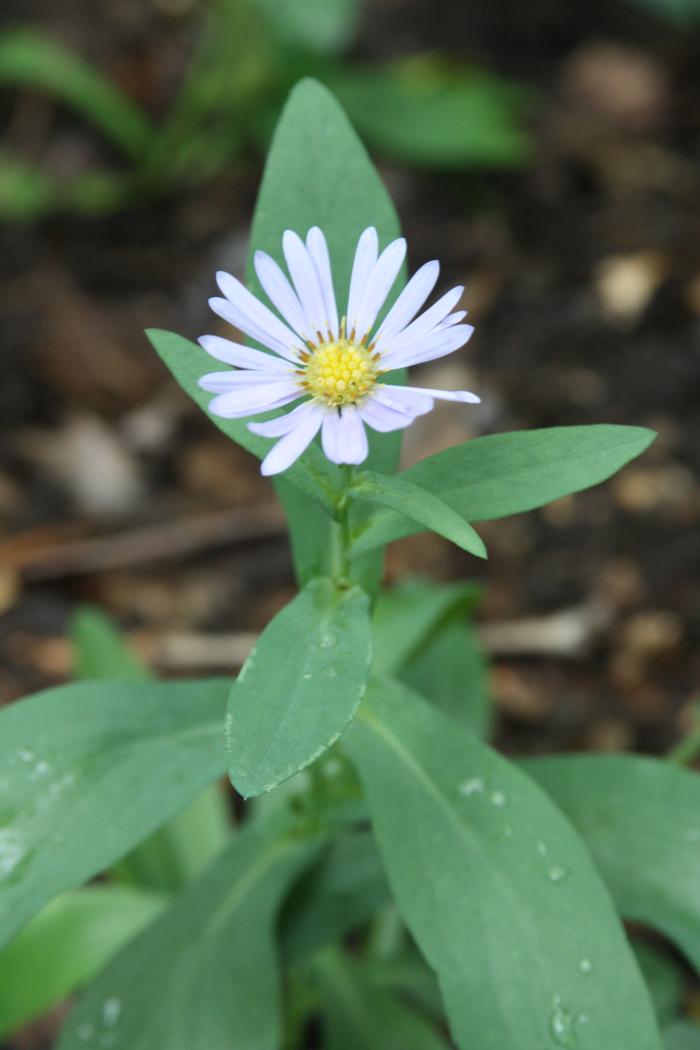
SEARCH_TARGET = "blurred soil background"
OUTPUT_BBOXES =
[1,0,700,764]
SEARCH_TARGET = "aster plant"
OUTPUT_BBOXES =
[2,79,698,1050]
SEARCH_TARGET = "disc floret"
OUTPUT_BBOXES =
[301,327,381,408]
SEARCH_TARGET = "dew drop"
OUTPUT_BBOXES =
[548,865,569,884]
[459,777,484,797]
[490,790,507,807]
[102,998,121,1026]
[579,958,593,975]
[302,672,312,680]
[537,841,548,857]
[0,829,25,881]
[320,632,336,649]
[549,995,578,1047]
[18,747,34,763]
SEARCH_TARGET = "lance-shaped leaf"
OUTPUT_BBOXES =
[372,578,480,676]
[316,948,451,1050]
[351,470,487,559]
[226,577,372,797]
[524,755,700,974]
[56,823,317,1050]
[353,425,655,552]
[0,30,153,159]
[0,678,227,949]
[0,886,166,1037]
[346,680,662,1050]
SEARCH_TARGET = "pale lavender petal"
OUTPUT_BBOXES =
[438,310,467,328]
[248,399,317,438]
[380,324,474,371]
[373,385,435,416]
[261,405,324,476]
[198,369,295,393]
[199,335,291,371]
[346,227,378,331]
[409,385,481,404]
[372,260,439,349]
[283,231,328,339]
[379,285,464,362]
[352,238,406,342]
[213,270,302,360]
[306,227,339,338]
[321,405,368,465]
[253,251,312,340]
[208,383,300,419]
[358,396,420,433]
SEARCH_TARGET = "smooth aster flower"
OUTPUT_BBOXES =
[198,226,480,476]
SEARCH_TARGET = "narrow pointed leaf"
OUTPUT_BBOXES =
[57,824,316,1050]
[354,425,656,551]
[352,470,487,558]
[346,680,662,1050]
[226,577,372,797]
[0,886,166,1037]
[525,755,700,973]
[317,949,451,1050]
[0,678,227,948]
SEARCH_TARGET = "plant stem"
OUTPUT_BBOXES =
[329,466,357,586]
[667,706,700,766]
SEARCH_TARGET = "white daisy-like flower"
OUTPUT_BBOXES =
[198,226,480,476]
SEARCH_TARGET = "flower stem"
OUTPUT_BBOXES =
[329,466,357,586]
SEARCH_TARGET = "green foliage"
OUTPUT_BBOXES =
[351,470,487,558]
[628,0,700,24]
[316,948,451,1050]
[327,55,532,168]
[71,606,149,681]
[0,886,166,1037]
[665,1022,700,1049]
[0,29,153,158]
[525,755,700,972]
[354,425,656,552]
[346,679,663,1050]
[253,0,361,53]
[0,678,227,949]
[226,577,372,797]
[633,941,685,1026]
[56,822,317,1050]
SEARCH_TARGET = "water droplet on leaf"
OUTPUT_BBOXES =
[548,865,569,884]
[549,995,578,1047]
[459,777,484,797]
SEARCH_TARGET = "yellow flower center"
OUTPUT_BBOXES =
[300,337,381,408]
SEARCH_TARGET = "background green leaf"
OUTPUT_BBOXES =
[0,30,153,159]
[57,823,316,1050]
[253,0,361,53]
[0,886,166,1037]
[226,577,372,797]
[327,56,531,168]
[371,578,479,677]
[346,680,662,1050]
[525,755,700,973]
[0,678,227,948]
[664,1021,700,1049]
[354,425,656,552]
[316,947,451,1050]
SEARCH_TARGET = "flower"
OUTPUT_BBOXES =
[198,226,480,476]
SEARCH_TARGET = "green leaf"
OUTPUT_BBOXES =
[145,328,339,515]
[524,755,700,973]
[665,1022,700,1049]
[71,606,149,681]
[630,0,700,25]
[71,606,230,893]
[354,425,656,552]
[327,56,531,169]
[402,618,492,738]
[56,823,316,1050]
[280,831,389,965]
[0,30,153,159]
[0,886,166,1037]
[351,470,487,558]
[226,577,372,797]
[371,578,479,676]
[633,941,685,1026]
[346,680,662,1050]
[253,0,361,53]
[316,948,451,1050]
[0,678,227,948]
[247,77,406,585]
